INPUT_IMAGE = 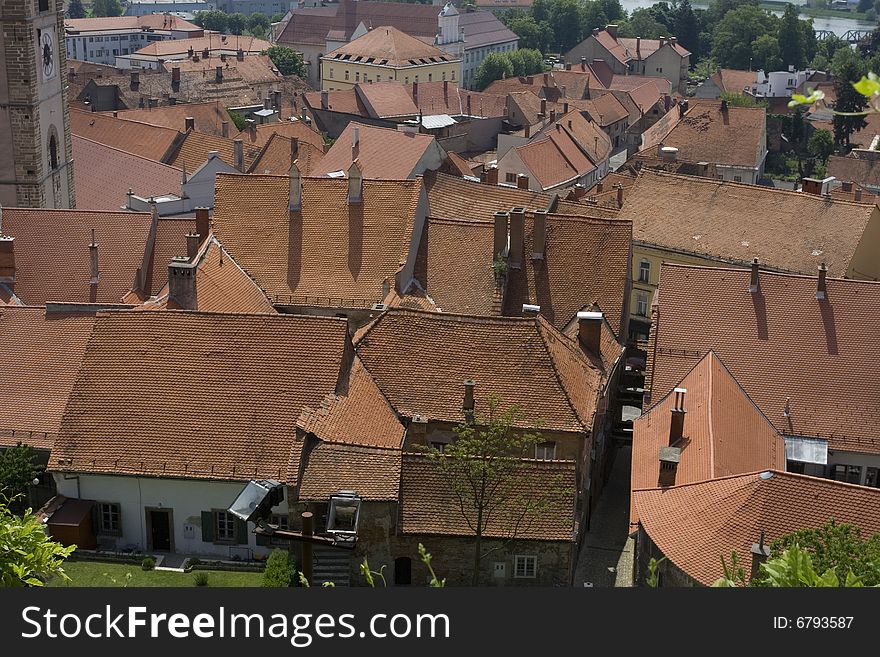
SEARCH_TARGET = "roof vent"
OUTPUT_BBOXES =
[522,303,541,315]
[370,303,388,311]
[759,471,774,480]
[748,257,760,294]
[816,262,827,300]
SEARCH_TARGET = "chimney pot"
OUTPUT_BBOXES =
[522,303,541,315]
[195,207,210,243]
[516,174,529,190]
[816,262,828,300]
[749,257,760,293]
[486,165,499,186]
[186,232,200,260]
[348,159,363,204]
[246,118,257,140]
[855,187,863,201]
[88,228,99,286]
[669,387,687,445]
[532,209,547,259]
[185,116,195,131]
[168,256,197,310]
[237,48,244,62]
[462,379,476,415]
[508,207,525,268]
[202,47,210,60]
[576,310,603,358]
[221,120,229,138]
[321,90,329,110]
[616,183,624,208]
[0,235,16,284]
[493,211,509,259]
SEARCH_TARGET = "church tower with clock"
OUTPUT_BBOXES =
[0,0,75,208]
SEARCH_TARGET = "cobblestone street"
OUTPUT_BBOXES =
[574,446,634,587]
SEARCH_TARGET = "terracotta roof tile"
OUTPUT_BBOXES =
[356,308,605,432]
[70,108,181,162]
[324,25,456,67]
[623,170,878,277]
[143,217,197,297]
[399,453,576,540]
[298,358,404,449]
[106,101,230,136]
[312,122,440,179]
[827,152,880,189]
[234,118,325,150]
[1,208,152,305]
[165,129,263,172]
[303,88,366,115]
[0,307,96,447]
[213,173,422,305]
[711,68,758,95]
[65,14,201,32]
[248,134,324,175]
[72,135,182,211]
[131,34,270,58]
[298,442,401,501]
[634,471,880,585]
[516,130,595,190]
[630,352,786,531]
[50,311,350,481]
[647,264,880,454]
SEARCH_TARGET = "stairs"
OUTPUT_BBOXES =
[310,545,352,587]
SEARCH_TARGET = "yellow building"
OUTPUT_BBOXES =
[622,170,880,341]
[321,25,461,92]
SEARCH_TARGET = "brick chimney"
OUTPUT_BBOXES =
[88,228,99,287]
[493,210,508,259]
[524,123,530,138]
[749,257,760,294]
[576,310,603,358]
[616,183,624,208]
[348,159,363,204]
[658,445,681,487]
[462,379,476,418]
[185,116,195,131]
[508,207,525,269]
[485,165,498,185]
[168,256,197,309]
[659,36,666,49]
[246,118,257,140]
[215,65,223,83]
[233,138,245,172]
[606,25,618,39]
[195,207,210,243]
[130,70,139,90]
[202,47,210,60]
[186,232,200,260]
[0,235,14,284]
[592,27,599,36]
[540,98,546,116]
[597,181,604,194]
[321,90,329,110]
[221,120,229,138]
[669,387,686,445]
[516,174,529,190]
[408,414,428,443]
[532,209,547,260]
[855,187,863,201]
[289,160,302,212]
[237,48,244,62]
[816,262,828,300]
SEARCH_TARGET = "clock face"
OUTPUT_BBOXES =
[40,30,56,81]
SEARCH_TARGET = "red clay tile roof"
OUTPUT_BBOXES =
[168,54,280,87]
[399,452,576,540]
[710,68,757,95]
[70,108,181,162]
[651,101,765,168]
[1,208,153,305]
[630,352,785,531]
[277,6,338,46]
[212,173,422,305]
[581,92,629,126]
[324,25,456,67]
[516,130,595,190]
[356,308,605,432]
[442,151,476,178]
[303,88,367,115]
[298,358,404,449]
[534,109,612,163]
[72,135,182,211]
[131,34,270,58]
[590,31,690,65]
[234,118,325,150]
[0,307,96,448]
[165,129,263,172]
[827,152,880,189]
[634,470,880,585]
[356,82,420,118]
[106,101,231,136]
[65,14,201,32]
[623,170,877,277]
[298,441,401,501]
[647,264,880,455]
[248,134,324,175]
[313,122,440,180]
[142,238,276,314]
[50,311,351,481]
[639,104,681,150]
[143,217,197,297]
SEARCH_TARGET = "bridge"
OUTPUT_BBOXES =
[814,29,874,43]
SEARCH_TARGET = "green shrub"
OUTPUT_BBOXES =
[193,572,210,586]
[141,557,156,571]
[261,549,295,587]
[187,556,201,567]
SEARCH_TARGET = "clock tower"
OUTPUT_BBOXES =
[0,0,75,208]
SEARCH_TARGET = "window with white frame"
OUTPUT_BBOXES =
[215,510,236,542]
[535,441,556,460]
[514,555,537,578]
[99,502,121,535]
[638,259,650,283]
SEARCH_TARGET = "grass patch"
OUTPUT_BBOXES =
[48,561,263,587]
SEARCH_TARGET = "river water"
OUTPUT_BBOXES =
[617,0,877,37]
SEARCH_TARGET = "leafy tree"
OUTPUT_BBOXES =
[68,0,86,19]
[833,54,868,146]
[808,128,835,163]
[599,0,625,22]
[194,10,229,33]
[92,0,122,17]
[778,4,805,70]
[0,443,42,514]
[548,0,583,52]
[858,0,873,12]
[817,32,846,66]
[474,52,515,90]
[620,9,668,39]
[507,16,554,52]
[801,19,818,65]
[421,396,570,585]
[270,12,286,23]
[247,13,270,39]
[579,3,609,44]
[752,33,783,72]
[227,12,248,36]
[706,0,759,24]
[757,545,872,587]
[810,53,829,71]
[509,48,545,76]
[831,44,865,77]
[227,110,247,132]
[693,56,718,80]
[262,549,296,587]
[0,496,75,586]
[674,0,701,55]
[263,46,307,77]
[712,5,778,70]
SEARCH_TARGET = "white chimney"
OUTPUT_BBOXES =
[348,159,363,204]
[289,160,302,212]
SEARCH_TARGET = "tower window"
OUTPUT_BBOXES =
[39,0,49,12]
[49,133,58,170]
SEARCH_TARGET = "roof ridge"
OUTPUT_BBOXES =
[73,134,184,172]
[660,261,880,286]
[3,207,152,218]
[533,319,591,430]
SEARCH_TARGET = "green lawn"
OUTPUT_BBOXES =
[48,560,264,587]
